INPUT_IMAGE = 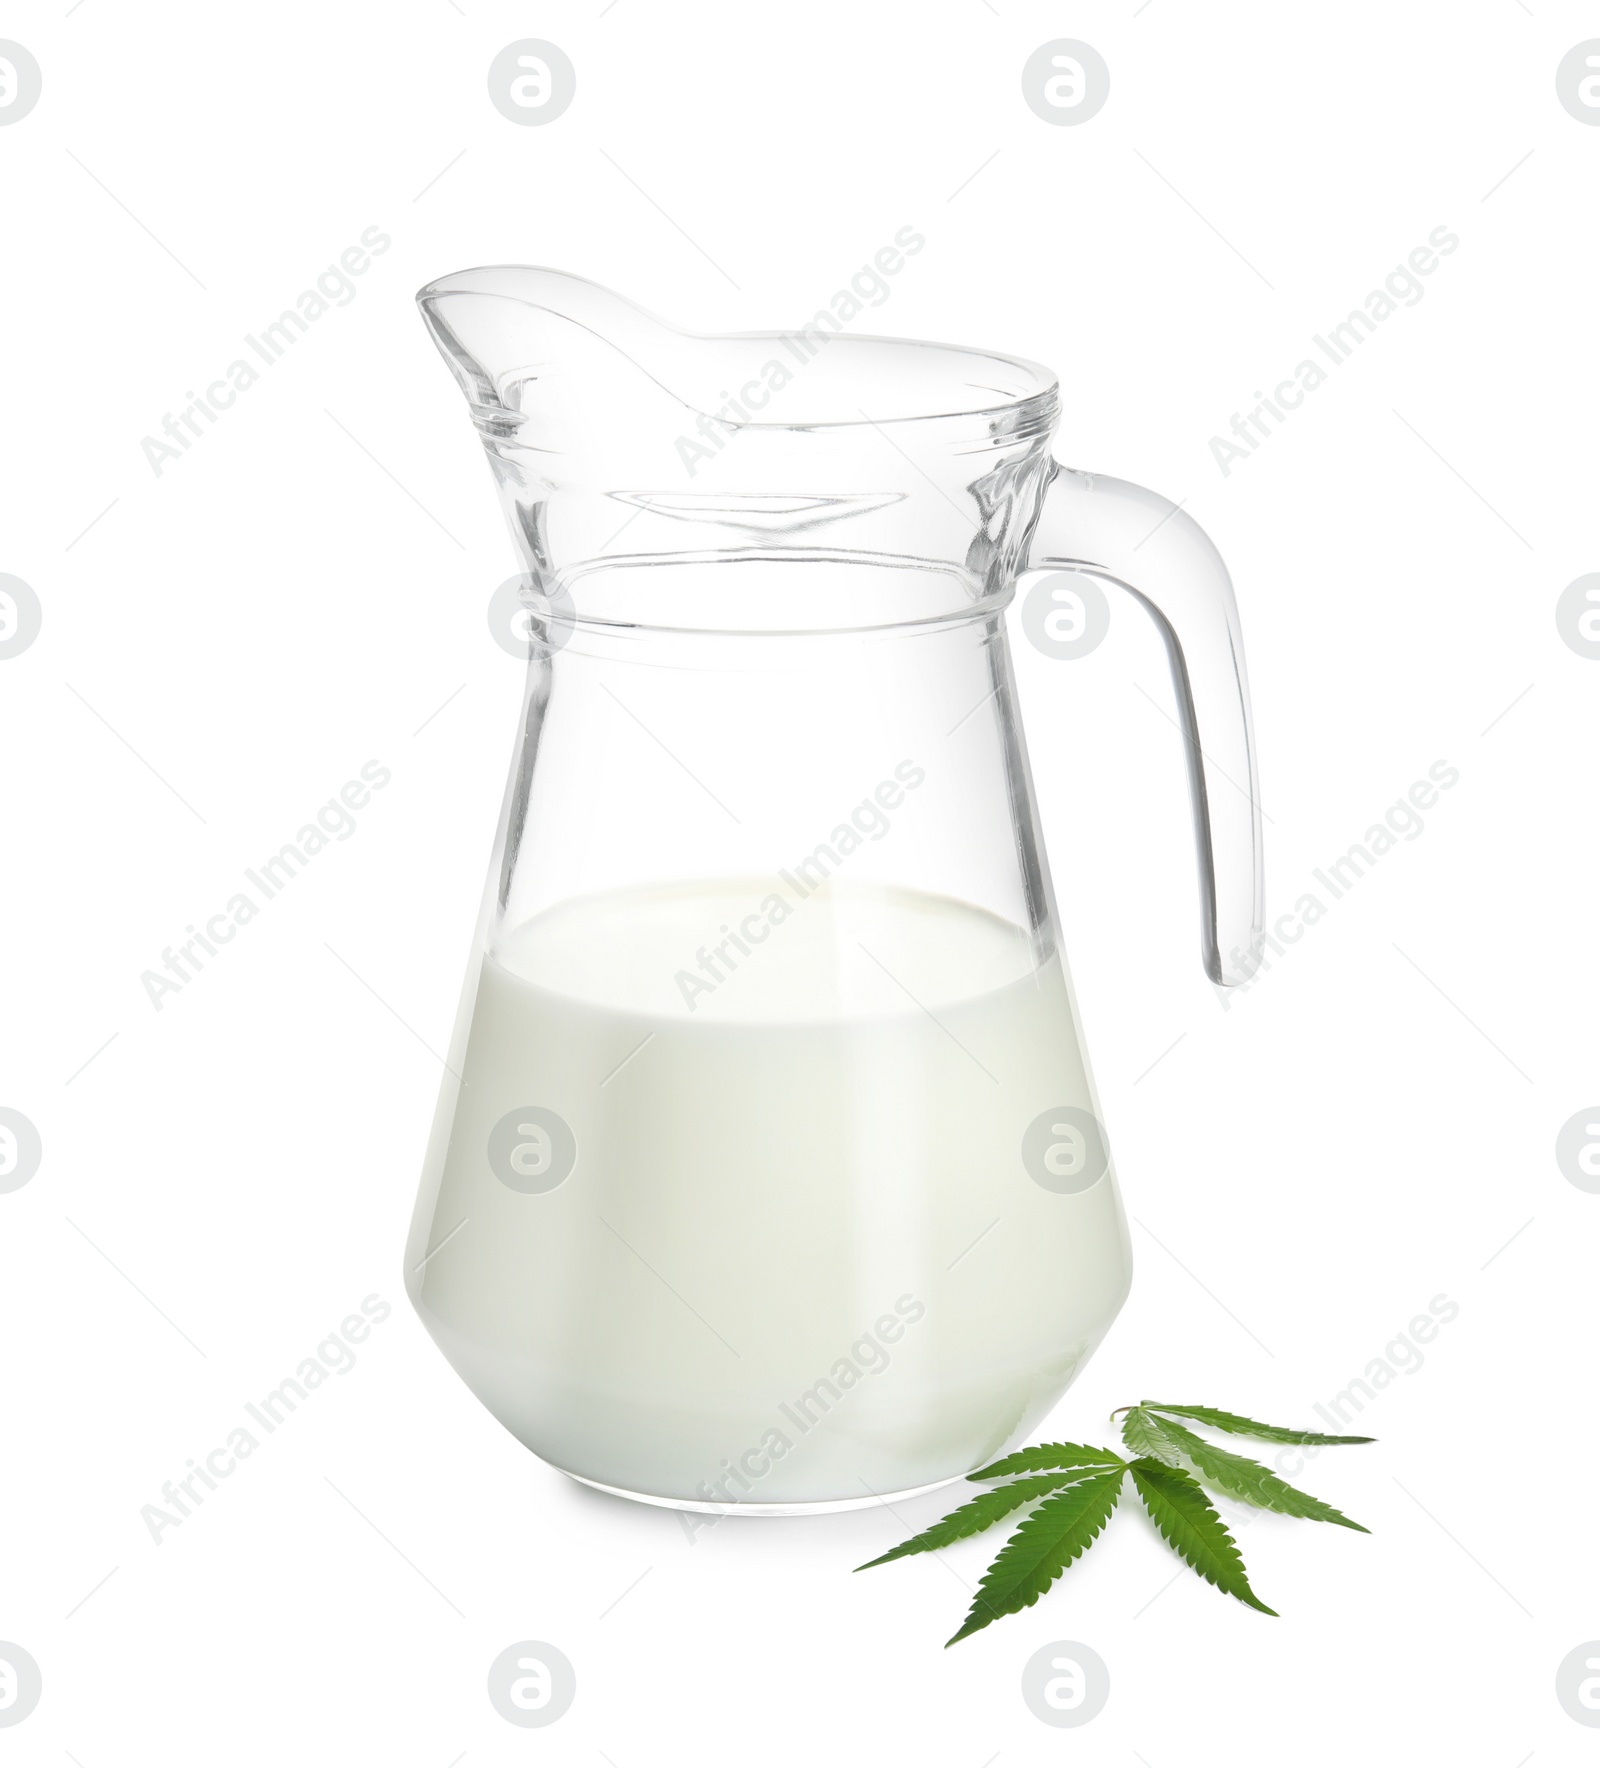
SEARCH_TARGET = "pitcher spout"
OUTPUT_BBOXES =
[417,267,715,461]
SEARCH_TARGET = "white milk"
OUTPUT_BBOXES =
[407,878,1131,1509]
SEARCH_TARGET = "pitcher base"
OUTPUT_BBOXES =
[564,1469,966,1516]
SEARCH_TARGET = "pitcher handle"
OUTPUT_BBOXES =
[1026,463,1264,986]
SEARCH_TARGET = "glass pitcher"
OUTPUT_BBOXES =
[404,267,1263,1514]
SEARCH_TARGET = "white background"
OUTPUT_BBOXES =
[3,1,1598,1760]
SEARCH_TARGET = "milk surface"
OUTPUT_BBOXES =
[407,878,1131,1508]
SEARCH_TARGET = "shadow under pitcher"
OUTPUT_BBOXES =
[404,267,1264,1513]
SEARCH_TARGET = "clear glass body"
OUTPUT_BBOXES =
[404,269,1263,1511]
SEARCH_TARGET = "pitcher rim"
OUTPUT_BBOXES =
[416,263,1062,435]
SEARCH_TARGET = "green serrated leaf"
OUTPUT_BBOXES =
[1149,1415,1369,1531]
[1143,1401,1374,1445]
[968,1441,1126,1481]
[855,1472,1102,1570]
[1119,1406,1185,1465]
[1128,1458,1277,1615]
[946,1469,1125,1646]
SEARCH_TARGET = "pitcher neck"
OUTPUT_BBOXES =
[418,266,1062,632]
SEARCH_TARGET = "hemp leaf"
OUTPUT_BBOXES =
[1140,1401,1374,1445]
[856,1472,1104,1570]
[966,1441,1126,1480]
[1126,1458,1276,1614]
[1117,1405,1184,1465]
[855,1399,1372,1644]
[1123,1409,1368,1531]
[946,1469,1126,1645]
